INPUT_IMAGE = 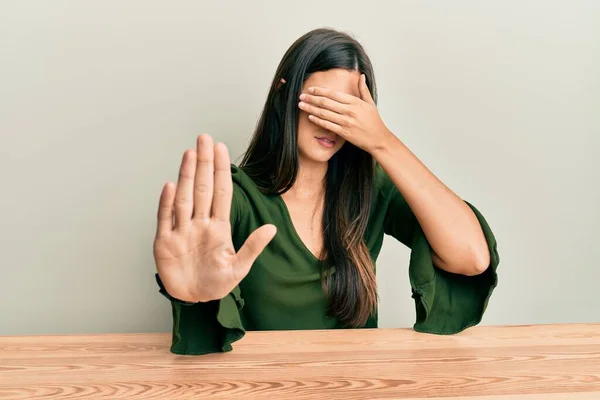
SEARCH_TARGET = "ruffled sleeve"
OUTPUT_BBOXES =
[155,274,245,354]
[379,166,500,334]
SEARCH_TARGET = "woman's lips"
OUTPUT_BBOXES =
[316,136,335,149]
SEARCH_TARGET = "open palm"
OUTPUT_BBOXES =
[153,134,276,303]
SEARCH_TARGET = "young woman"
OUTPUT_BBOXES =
[153,28,499,355]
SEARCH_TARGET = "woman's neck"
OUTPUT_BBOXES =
[285,159,327,201]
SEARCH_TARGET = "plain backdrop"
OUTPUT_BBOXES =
[1,1,599,335]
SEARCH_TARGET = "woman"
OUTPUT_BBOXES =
[153,28,499,355]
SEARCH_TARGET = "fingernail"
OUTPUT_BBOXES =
[299,93,306,100]
[308,87,315,93]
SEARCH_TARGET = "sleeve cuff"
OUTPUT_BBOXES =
[155,273,247,354]
[410,201,500,334]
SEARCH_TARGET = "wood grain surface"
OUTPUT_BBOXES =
[1,324,599,399]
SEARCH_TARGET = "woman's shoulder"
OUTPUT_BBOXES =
[230,163,259,193]
[373,163,395,197]
[230,163,247,186]
[371,163,410,212]
[228,164,256,223]
[229,164,279,228]
[229,163,268,208]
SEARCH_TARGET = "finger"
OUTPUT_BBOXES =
[299,101,348,126]
[193,134,215,220]
[233,224,277,277]
[307,86,356,104]
[173,149,196,228]
[156,182,175,239]
[299,93,347,114]
[308,114,346,136]
[211,142,233,221]
[359,74,376,105]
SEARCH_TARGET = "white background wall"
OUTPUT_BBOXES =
[1,0,599,334]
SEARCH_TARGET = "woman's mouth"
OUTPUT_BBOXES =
[315,136,335,149]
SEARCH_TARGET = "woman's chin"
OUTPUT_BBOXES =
[299,149,335,165]
[299,141,346,165]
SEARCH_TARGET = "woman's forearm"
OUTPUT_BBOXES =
[373,133,490,276]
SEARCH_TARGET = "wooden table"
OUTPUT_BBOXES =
[1,324,599,399]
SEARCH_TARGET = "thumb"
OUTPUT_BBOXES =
[233,224,277,275]
[359,74,375,105]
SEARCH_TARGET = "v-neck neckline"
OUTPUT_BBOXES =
[273,194,323,263]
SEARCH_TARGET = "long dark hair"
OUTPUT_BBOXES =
[240,28,378,327]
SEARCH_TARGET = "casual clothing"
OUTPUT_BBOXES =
[156,164,499,355]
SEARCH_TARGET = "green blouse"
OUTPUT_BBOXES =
[156,164,499,355]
